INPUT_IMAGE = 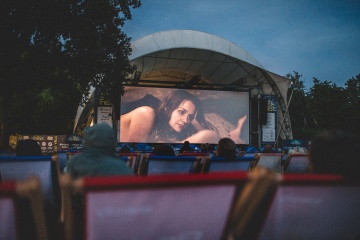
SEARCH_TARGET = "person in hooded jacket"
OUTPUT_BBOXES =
[66,123,134,178]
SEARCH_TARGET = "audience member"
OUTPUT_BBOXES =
[119,144,131,153]
[15,139,42,156]
[245,146,259,153]
[152,144,176,156]
[200,143,214,153]
[179,141,194,154]
[216,137,237,161]
[309,130,360,182]
[261,144,277,153]
[66,123,133,178]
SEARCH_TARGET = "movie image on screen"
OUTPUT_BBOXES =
[120,87,249,144]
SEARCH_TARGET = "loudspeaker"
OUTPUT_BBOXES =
[259,96,268,125]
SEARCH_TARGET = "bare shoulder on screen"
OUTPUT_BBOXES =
[122,106,156,120]
[120,106,157,142]
[133,106,156,119]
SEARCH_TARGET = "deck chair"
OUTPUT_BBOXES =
[0,155,62,234]
[0,177,48,240]
[202,156,255,173]
[254,153,283,174]
[117,152,141,175]
[138,155,203,175]
[236,173,360,239]
[0,155,61,207]
[61,171,253,240]
[283,153,310,173]
[56,150,68,172]
[180,151,210,157]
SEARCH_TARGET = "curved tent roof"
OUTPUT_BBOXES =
[129,30,264,87]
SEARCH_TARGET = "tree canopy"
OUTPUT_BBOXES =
[287,72,360,140]
[0,0,141,148]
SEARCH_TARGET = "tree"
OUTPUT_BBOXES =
[305,78,348,131]
[343,74,360,136]
[285,72,319,139]
[0,0,141,149]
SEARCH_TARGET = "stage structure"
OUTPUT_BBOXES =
[74,30,292,148]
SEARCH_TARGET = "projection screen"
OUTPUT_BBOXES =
[119,86,249,145]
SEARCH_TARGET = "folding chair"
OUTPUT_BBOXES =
[61,171,255,240]
[0,155,62,234]
[234,173,360,239]
[0,177,48,240]
[253,153,283,174]
[0,155,61,208]
[138,155,203,175]
[180,151,210,157]
[117,152,141,175]
[202,156,255,173]
[283,153,310,173]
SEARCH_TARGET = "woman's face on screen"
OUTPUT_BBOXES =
[168,100,196,132]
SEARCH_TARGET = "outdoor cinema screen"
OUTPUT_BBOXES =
[119,86,249,145]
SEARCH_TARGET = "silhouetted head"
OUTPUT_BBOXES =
[16,139,42,156]
[216,137,237,160]
[82,123,117,151]
[152,144,176,156]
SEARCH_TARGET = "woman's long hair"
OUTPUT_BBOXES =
[153,90,216,142]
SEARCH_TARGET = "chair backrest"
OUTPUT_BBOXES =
[140,155,203,175]
[283,153,310,173]
[57,150,68,172]
[257,174,360,240]
[119,155,139,174]
[181,152,210,156]
[0,177,48,240]
[66,149,81,160]
[61,172,251,240]
[243,153,256,158]
[255,153,283,174]
[203,156,255,173]
[0,156,60,209]
[0,182,17,240]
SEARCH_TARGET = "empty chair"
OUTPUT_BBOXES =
[0,177,48,240]
[57,150,68,172]
[181,152,210,157]
[0,155,62,233]
[202,156,255,173]
[235,173,360,239]
[119,154,140,175]
[0,155,60,207]
[61,171,259,240]
[254,153,283,174]
[283,153,310,173]
[138,155,203,175]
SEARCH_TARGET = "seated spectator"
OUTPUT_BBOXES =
[66,123,134,178]
[261,144,277,153]
[152,144,176,156]
[119,144,131,153]
[179,141,194,154]
[216,137,237,161]
[16,139,42,156]
[246,146,259,153]
[309,130,360,182]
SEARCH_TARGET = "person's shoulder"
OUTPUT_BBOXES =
[128,106,155,120]
[134,106,155,114]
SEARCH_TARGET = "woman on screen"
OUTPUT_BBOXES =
[120,90,220,143]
